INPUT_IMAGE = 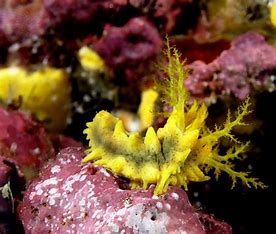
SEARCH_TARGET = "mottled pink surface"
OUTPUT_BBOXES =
[186,32,276,100]
[0,107,86,184]
[0,0,196,69]
[0,0,194,45]
[19,147,206,234]
[0,107,55,171]
[93,16,162,85]
[0,0,49,43]
[94,17,162,68]
[199,213,232,234]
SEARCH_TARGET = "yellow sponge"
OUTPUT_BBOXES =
[0,67,71,132]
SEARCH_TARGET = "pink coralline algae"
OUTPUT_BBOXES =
[94,17,162,68]
[186,32,276,100]
[0,107,55,176]
[0,0,48,44]
[199,213,232,234]
[19,147,230,234]
[0,0,195,45]
[43,0,104,26]
[0,107,84,181]
[0,0,196,68]
[1,0,102,45]
[93,17,162,85]
[0,108,84,233]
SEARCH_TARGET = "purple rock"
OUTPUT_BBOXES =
[94,17,162,69]
[186,32,276,100]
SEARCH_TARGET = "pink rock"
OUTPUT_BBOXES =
[19,147,207,233]
[0,0,49,43]
[186,32,276,100]
[199,213,232,234]
[94,17,162,68]
[0,107,55,180]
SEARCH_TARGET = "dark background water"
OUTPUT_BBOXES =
[188,91,275,234]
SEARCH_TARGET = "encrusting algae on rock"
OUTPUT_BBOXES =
[83,41,266,195]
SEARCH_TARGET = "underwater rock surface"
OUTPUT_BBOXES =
[186,32,276,100]
[19,147,231,233]
[94,17,161,69]
[94,17,162,84]
[0,0,195,45]
[0,107,55,181]
[0,107,83,181]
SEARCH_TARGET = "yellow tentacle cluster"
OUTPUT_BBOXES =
[83,43,266,195]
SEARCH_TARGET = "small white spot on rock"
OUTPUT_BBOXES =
[29,192,36,200]
[51,165,61,174]
[49,188,58,195]
[79,199,85,206]
[99,168,111,177]
[79,175,87,181]
[171,192,179,200]
[10,143,17,153]
[31,147,41,155]
[38,177,58,188]
[49,198,55,206]
[156,202,163,210]
[37,189,43,196]
[165,203,171,210]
